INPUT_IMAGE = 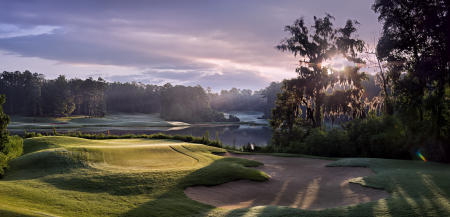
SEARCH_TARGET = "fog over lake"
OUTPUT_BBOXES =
[9,112,272,147]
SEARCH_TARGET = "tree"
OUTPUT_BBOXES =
[373,0,450,161]
[0,71,43,116]
[41,75,75,117]
[0,95,10,177]
[0,95,9,151]
[0,95,24,177]
[261,82,282,118]
[273,15,367,131]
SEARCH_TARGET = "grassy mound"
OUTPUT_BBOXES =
[0,136,268,217]
[3,136,449,217]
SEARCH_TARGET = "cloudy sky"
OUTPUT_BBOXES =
[0,0,381,91]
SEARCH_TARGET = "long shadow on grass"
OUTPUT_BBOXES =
[42,173,156,196]
[4,149,88,181]
[120,157,267,217]
[223,205,350,217]
[222,159,450,217]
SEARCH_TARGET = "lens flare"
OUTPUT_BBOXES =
[416,151,427,162]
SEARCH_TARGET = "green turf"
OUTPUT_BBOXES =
[1,136,449,217]
[0,136,268,217]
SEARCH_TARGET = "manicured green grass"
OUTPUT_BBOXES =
[0,136,268,217]
[1,136,449,217]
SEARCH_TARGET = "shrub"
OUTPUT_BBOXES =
[0,135,24,177]
[0,153,7,177]
[343,116,410,159]
[269,115,412,159]
[2,135,24,159]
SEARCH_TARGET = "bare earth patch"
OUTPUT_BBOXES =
[185,153,389,210]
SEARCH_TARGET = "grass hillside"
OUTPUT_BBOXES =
[0,136,268,217]
[1,136,449,217]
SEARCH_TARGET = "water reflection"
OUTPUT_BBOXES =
[11,125,272,147]
[10,112,273,147]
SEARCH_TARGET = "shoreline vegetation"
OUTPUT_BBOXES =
[8,114,268,130]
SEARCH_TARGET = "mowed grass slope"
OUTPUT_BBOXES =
[0,136,268,217]
[2,136,449,217]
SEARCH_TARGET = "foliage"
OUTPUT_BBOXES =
[0,71,241,122]
[270,116,411,159]
[273,15,367,131]
[0,72,106,117]
[342,116,410,158]
[373,0,450,161]
[160,84,239,122]
[105,82,161,113]
[0,95,9,152]
[261,82,283,118]
[209,88,266,112]
[0,135,24,176]
[271,6,449,162]
[0,95,24,177]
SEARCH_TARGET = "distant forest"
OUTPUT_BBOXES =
[0,70,380,122]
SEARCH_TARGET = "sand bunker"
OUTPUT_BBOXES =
[185,154,389,210]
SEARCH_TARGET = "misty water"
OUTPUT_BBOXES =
[10,111,272,147]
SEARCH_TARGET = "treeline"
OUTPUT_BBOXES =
[0,71,238,122]
[0,70,382,122]
[208,83,283,119]
[0,71,106,117]
[270,1,449,162]
[106,82,161,114]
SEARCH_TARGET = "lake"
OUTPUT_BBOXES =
[8,112,273,147]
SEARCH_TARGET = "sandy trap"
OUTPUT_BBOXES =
[185,154,389,210]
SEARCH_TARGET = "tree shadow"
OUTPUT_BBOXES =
[42,172,155,196]
[120,157,268,217]
[4,149,88,181]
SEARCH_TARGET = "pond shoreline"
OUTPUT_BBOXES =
[8,112,272,147]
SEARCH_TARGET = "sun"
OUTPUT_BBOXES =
[321,55,350,73]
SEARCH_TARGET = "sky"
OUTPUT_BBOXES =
[0,0,381,91]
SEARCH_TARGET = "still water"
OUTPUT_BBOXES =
[10,112,272,147]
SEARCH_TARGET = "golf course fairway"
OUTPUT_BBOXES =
[1,136,449,217]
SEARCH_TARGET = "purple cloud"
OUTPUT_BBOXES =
[0,0,381,90]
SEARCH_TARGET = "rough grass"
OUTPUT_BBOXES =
[0,136,268,217]
[2,136,449,217]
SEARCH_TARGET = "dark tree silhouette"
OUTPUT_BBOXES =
[373,0,450,161]
[273,15,367,131]
[0,95,9,150]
